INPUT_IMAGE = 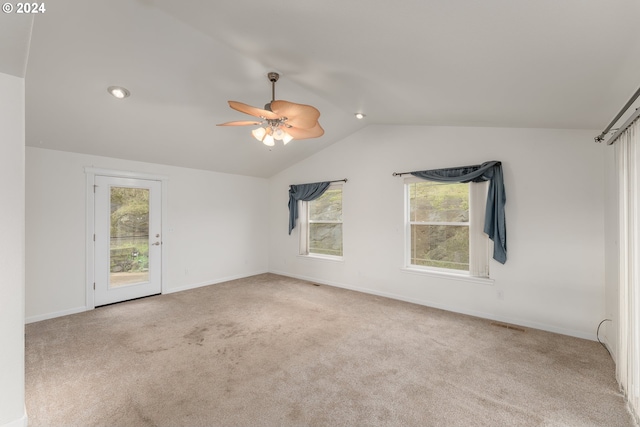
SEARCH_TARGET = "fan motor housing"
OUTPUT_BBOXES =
[268,72,279,83]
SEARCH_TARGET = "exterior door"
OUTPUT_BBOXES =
[94,176,162,306]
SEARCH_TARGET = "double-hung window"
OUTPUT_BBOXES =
[299,184,343,259]
[405,178,489,277]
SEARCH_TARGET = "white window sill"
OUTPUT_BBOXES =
[400,267,494,286]
[297,254,344,263]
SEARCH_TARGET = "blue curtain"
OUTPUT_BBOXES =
[411,160,507,264]
[288,181,331,234]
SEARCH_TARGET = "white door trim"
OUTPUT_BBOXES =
[85,167,169,310]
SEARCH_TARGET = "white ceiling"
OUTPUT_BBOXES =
[14,0,640,177]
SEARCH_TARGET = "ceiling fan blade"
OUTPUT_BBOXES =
[270,100,320,129]
[216,120,263,126]
[285,122,324,140]
[228,101,279,120]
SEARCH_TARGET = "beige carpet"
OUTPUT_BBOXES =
[26,273,634,426]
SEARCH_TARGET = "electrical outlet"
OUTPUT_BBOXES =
[496,289,504,300]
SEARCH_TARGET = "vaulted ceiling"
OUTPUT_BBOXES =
[4,0,640,177]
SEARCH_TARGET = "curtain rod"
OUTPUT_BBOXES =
[595,85,640,143]
[393,161,502,177]
[290,178,347,187]
[604,107,640,145]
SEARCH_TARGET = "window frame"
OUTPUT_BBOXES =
[403,177,490,279]
[299,183,344,261]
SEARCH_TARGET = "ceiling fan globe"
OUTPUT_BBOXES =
[251,127,266,141]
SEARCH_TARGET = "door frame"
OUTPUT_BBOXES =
[85,167,169,310]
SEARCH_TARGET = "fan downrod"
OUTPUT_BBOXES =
[265,72,280,109]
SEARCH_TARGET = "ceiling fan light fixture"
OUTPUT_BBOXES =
[282,133,294,145]
[108,86,130,99]
[218,72,323,145]
[252,127,267,141]
[273,127,292,141]
[263,134,275,146]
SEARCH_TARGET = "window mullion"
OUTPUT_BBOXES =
[409,221,469,227]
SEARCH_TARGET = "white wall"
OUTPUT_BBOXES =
[268,125,606,340]
[26,147,269,322]
[26,125,609,340]
[0,73,27,426]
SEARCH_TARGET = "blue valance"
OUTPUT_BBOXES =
[288,181,331,235]
[411,160,507,264]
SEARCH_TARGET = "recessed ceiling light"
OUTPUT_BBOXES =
[107,86,130,99]
[355,113,366,119]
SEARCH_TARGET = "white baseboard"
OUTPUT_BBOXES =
[1,407,28,427]
[164,270,269,295]
[25,269,596,341]
[25,306,87,324]
[25,271,269,323]
[270,269,597,341]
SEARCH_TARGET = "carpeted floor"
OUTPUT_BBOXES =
[25,273,635,426]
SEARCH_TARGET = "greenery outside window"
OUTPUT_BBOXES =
[405,178,489,277]
[299,184,343,258]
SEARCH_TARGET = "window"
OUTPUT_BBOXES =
[405,178,489,277]
[300,184,343,258]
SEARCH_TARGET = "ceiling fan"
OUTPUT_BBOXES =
[217,72,324,146]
